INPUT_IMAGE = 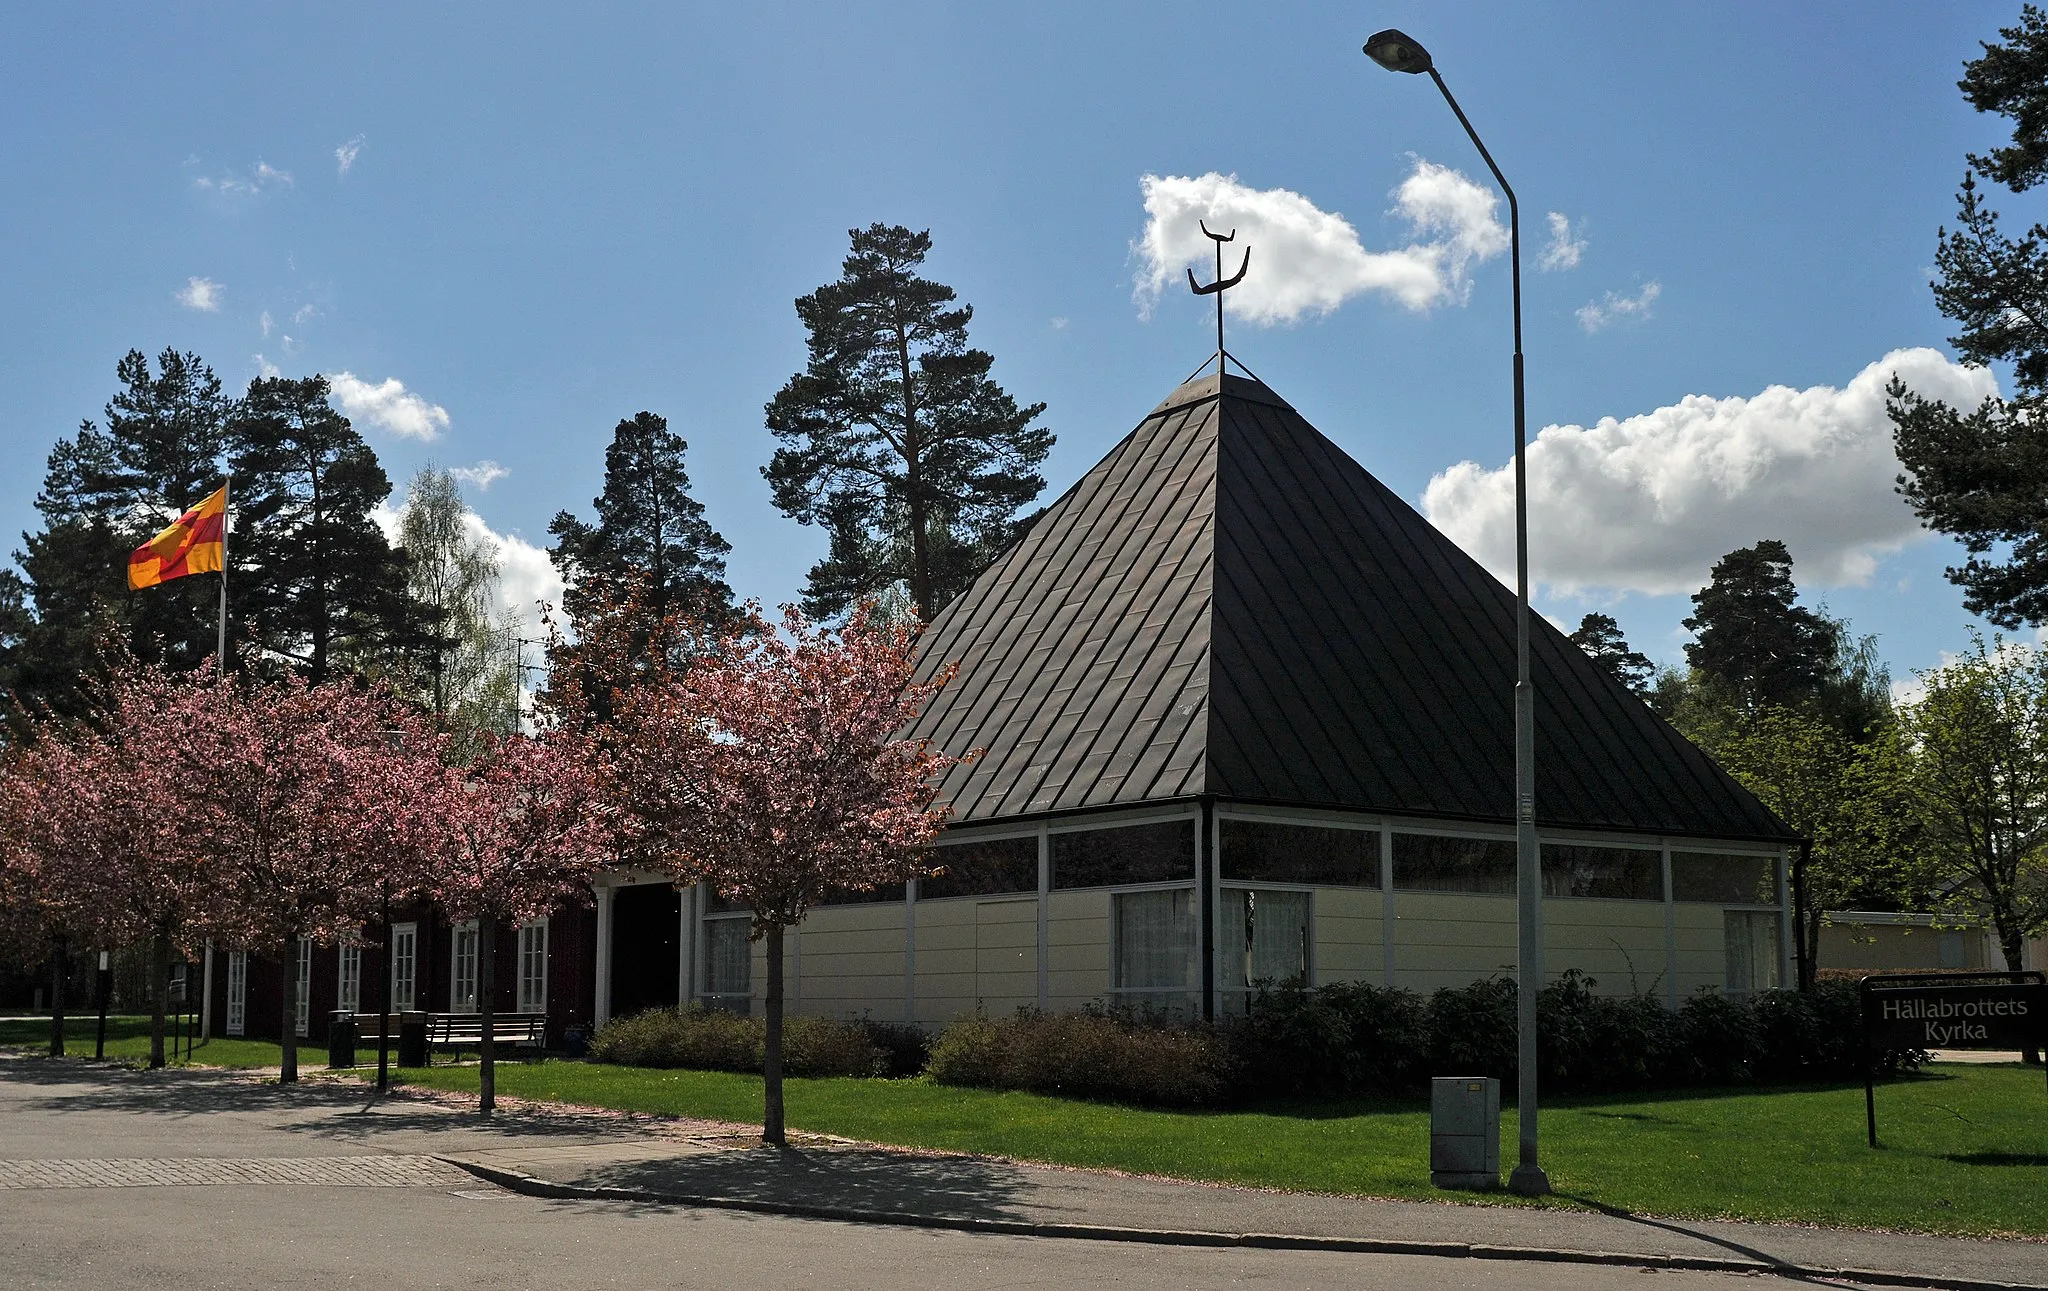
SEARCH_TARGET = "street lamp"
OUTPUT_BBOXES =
[1364,26,1549,1197]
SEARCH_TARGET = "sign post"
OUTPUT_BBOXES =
[1859,971,2047,1148]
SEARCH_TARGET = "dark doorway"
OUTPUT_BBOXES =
[610,883,682,1020]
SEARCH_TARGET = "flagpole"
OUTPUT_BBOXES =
[217,476,229,674]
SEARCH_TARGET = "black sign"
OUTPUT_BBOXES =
[1861,981,2046,1051]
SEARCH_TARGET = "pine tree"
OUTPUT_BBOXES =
[548,411,732,629]
[1890,6,2048,627]
[8,349,231,716]
[227,375,411,683]
[1566,612,1653,693]
[764,224,1051,622]
[1682,540,1838,711]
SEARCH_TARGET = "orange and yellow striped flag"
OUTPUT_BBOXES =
[128,484,227,590]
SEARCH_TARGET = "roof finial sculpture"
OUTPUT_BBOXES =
[1187,219,1250,378]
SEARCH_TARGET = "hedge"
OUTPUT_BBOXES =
[589,1005,928,1078]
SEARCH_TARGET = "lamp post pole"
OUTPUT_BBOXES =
[1364,27,1548,1196]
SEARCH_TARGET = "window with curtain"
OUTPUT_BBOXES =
[1724,910,1782,996]
[1541,844,1660,900]
[1052,819,1195,890]
[1221,888,1311,995]
[922,834,1039,899]
[1112,888,1197,1007]
[451,922,478,1013]
[225,951,246,1036]
[1392,833,1516,894]
[389,923,417,1011]
[338,941,362,1014]
[1221,819,1378,887]
[703,915,752,1011]
[294,936,312,1037]
[1673,852,1779,904]
[517,920,549,1014]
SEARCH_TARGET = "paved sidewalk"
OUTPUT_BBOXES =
[4,1053,2043,1291]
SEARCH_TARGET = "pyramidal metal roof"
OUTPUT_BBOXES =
[909,371,1794,843]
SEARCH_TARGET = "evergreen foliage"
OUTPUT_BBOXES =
[1681,540,1839,710]
[227,375,412,683]
[548,410,731,631]
[764,224,1051,621]
[1890,7,2048,627]
[1566,611,1653,692]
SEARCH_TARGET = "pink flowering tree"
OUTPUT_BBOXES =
[426,731,607,1114]
[4,660,215,1067]
[182,672,447,1083]
[606,604,970,1144]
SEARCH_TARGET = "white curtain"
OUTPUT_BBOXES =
[1724,910,1782,997]
[1224,889,1310,991]
[705,917,751,999]
[1114,889,1197,991]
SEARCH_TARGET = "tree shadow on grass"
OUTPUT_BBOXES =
[575,1144,1040,1223]
[1941,1152,2048,1167]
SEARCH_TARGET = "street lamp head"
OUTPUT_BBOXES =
[1363,28,1433,74]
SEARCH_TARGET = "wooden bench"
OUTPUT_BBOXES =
[425,1013,547,1063]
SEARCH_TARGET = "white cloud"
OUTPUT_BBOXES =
[1131,160,1508,324]
[255,162,293,187]
[176,277,223,311]
[1540,212,1585,272]
[252,354,282,379]
[292,304,317,325]
[193,160,292,197]
[1577,281,1661,332]
[450,460,509,492]
[1421,348,2001,598]
[1050,317,1069,330]
[335,135,364,176]
[329,371,450,440]
[260,310,274,337]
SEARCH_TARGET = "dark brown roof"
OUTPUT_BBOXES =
[910,371,1794,843]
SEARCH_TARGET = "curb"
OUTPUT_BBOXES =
[440,1157,2045,1291]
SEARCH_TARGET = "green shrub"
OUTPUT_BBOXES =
[1425,977,1519,1079]
[928,1008,1230,1107]
[589,1006,902,1079]
[1227,980,1427,1097]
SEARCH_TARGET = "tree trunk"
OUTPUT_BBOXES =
[479,914,497,1116]
[762,922,785,1146]
[279,936,300,1084]
[149,928,170,1069]
[1995,921,2042,1065]
[47,937,67,1058]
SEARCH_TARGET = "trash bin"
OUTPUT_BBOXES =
[326,1011,357,1069]
[1430,1076,1500,1190]
[562,1025,589,1059]
[397,1011,429,1068]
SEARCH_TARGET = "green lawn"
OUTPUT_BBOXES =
[0,1015,302,1070]
[394,1060,2048,1238]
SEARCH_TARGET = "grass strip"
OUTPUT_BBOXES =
[394,1059,2048,1238]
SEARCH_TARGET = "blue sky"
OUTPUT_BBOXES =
[0,3,2030,688]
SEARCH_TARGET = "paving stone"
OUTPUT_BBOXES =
[0,1155,470,1189]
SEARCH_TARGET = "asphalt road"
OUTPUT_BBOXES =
[0,1057,1921,1290]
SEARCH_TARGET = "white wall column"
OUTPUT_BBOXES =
[199,941,214,1040]
[1661,843,1677,1010]
[1035,826,1050,1009]
[1380,828,1396,987]
[593,882,614,1029]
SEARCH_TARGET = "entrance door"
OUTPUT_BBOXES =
[610,884,683,1020]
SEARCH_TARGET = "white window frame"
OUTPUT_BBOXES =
[389,922,417,1012]
[517,919,549,1015]
[451,920,479,1013]
[1107,882,1201,1016]
[293,936,312,1038]
[1216,883,1315,1013]
[225,951,247,1036]
[338,938,362,1015]
[698,910,754,1010]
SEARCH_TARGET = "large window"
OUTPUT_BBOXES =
[1724,911,1782,997]
[1052,819,1195,890]
[1221,888,1311,998]
[389,923,417,1011]
[225,951,246,1037]
[816,882,906,906]
[1221,819,1378,887]
[922,834,1039,900]
[338,940,362,1014]
[1113,888,1197,1011]
[294,936,313,1037]
[1673,852,1779,904]
[1392,833,1516,894]
[702,914,752,1012]
[451,921,478,1013]
[517,920,549,1014]
[1542,844,1660,901]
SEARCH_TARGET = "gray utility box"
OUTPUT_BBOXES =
[1430,1076,1501,1190]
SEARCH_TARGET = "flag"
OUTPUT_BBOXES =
[128,484,227,590]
